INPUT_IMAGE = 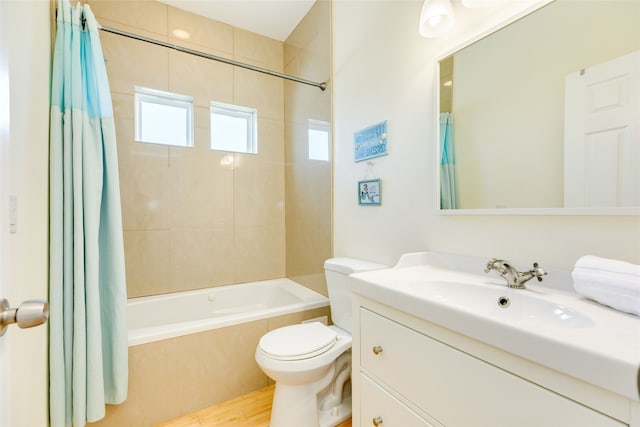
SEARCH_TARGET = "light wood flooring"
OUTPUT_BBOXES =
[155,385,352,427]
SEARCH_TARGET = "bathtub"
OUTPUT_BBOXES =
[90,278,330,427]
[127,278,330,346]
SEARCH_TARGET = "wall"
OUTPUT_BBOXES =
[453,1,640,209]
[332,0,640,271]
[284,0,332,296]
[90,0,286,298]
[2,0,50,426]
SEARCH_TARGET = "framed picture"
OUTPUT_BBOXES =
[354,120,388,162]
[358,179,381,206]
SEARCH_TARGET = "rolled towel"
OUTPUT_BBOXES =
[572,255,640,316]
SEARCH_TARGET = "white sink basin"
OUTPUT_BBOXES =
[406,279,594,328]
[351,252,640,401]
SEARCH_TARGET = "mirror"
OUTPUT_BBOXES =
[438,0,640,212]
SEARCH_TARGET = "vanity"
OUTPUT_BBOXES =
[350,252,640,427]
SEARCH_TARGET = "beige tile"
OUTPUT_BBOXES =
[234,154,284,228]
[234,28,283,72]
[167,6,233,55]
[89,340,182,427]
[287,273,329,297]
[111,91,135,120]
[234,68,284,121]
[256,118,285,162]
[168,50,234,109]
[168,112,234,230]
[169,227,235,292]
[101,27,169,96]
[116,122,171,232]
[124,230,172,298]
[89,0,168,37]
[233,225,285,283]
[178,321,270,414]
[267,307,331,331]
[284,0,330,67]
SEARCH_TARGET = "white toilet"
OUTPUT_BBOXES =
[255,258,386,427]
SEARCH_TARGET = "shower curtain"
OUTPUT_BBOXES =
[440,112,459,209]
[49,1,128,426]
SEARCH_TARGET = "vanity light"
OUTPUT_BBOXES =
[419,0,455,38]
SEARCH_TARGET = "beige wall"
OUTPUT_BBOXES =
[453,1,640,209]
[91,0,287,298]
[284,0,332,296]
[333,1,640,271]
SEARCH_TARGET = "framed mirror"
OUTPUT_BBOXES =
[438,0,640,214]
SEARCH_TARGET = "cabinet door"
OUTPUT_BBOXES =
[361,373,437,427]
[360,308,626,427]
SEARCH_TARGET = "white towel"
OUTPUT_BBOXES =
[572,255,640,316]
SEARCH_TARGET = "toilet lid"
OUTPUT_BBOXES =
[259,322,337,361]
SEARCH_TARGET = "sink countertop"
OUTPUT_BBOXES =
[351,252,640,401]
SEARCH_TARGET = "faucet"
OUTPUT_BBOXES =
[484,258,547,289]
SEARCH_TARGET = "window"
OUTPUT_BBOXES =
[134,86,193,147]
[210,102,257,154]
[308,119,330,161]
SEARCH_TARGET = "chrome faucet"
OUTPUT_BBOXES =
[484,258,547,289]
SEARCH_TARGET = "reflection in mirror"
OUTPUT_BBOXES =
[438,0,640,211]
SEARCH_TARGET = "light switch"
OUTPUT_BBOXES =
[9,195,16,234]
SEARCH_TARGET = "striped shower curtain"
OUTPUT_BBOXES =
[49,1,128,425]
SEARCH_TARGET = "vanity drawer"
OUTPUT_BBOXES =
[359,308,626,427]
[360,373,438,427]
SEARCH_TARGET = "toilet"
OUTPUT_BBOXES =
[255,258,386,427]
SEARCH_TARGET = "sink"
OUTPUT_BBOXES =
[350,252,640,401]
[406,279,594,328]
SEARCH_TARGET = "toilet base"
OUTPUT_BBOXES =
[319,398,352,427]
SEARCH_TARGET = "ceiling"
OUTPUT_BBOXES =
[156,0,317,41]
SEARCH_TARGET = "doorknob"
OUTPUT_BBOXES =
[0,298,49,336]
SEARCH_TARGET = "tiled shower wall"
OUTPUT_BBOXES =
[90,0,321,298]
[284,1,332,296]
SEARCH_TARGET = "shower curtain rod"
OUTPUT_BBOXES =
[99,25,328,91]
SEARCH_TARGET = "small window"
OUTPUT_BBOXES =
[135,86,193,147]
[308,119,330,161]
[210,102,257,154]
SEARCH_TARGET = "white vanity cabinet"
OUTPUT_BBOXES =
[353,299,637,427]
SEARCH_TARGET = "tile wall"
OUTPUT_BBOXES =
[284,1,332,296]
[90,0,289,298]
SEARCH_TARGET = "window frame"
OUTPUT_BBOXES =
[209,101,258,154]
[134,86,194,147]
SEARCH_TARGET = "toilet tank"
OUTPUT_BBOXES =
[324,258,387,332]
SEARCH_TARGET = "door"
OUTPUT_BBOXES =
[1,0,11,423]
[564,50,640,207]
[0,1,51,426]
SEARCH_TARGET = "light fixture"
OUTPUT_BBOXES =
[419,0,455,38]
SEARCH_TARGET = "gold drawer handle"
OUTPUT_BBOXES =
[372,345,383,355]
[373,416,383,426]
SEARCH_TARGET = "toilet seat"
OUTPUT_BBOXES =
[259,322,337,361]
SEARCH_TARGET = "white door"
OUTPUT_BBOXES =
[1,1,51,426]
[564,50,640,207]
[1,0,11,423]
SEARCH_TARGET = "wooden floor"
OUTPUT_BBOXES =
[155,385,352,427]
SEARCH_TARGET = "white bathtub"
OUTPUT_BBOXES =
[128,278,329,346]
